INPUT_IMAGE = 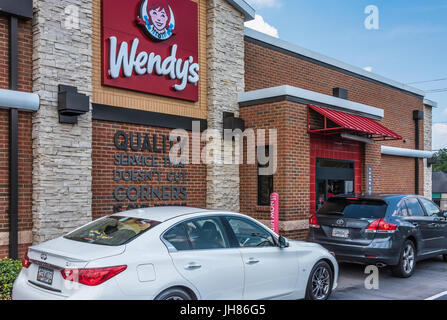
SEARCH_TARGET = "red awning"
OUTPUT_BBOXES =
[307,104,402,141]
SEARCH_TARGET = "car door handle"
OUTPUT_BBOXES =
[184,263,202,270]
[246,258,260,265]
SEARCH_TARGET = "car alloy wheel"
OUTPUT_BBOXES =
[402,243,415,275]
[392,240,416,278]
[311,265,331,300]
[155,288,193,300]
[165,295,185,301]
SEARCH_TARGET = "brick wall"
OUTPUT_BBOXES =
[379,156,420,195]
[92,120,207,220]
[0,15,33,258]
[241,40,426,240]
[240,100,311,236]
[244,40,425,152]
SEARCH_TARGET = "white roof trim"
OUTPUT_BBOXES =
[381,146,434,159]
[226,0,255,22]
[423,99,438,108]
[0,89,39,112]
[238,85,384,119]
[244,27,425,97]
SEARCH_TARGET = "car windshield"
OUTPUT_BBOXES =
[318,198,387,219]
[64,216,161,246]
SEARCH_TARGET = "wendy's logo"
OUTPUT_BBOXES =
[137,0,175,41]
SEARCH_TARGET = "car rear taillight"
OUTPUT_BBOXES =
[61,265,127,286]
[309,215,320,228]
[366,219,397,233]
[22,251,31,269]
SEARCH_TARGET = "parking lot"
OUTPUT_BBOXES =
[331,257,447,300]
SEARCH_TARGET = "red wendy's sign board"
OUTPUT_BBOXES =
[102,0,199,102]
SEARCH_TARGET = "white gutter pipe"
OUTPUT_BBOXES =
[0,89,40,112]
[381,146,434,159]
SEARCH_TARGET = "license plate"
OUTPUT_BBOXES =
[37,266,54,285]
[332,228,349,238]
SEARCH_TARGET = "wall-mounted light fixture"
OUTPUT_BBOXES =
[340,133,373,144]
[58,85,90,124]
[223,112,245,133]
[427,158,436,167]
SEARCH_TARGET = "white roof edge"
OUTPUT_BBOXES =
[238,85,384,119]
[226,0,256,22]
[244,27,426,97]
[381,146,434,159]
[423,99,438,108]
[0,89,40,112]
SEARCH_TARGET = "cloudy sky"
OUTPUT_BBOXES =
[245,0,447,151]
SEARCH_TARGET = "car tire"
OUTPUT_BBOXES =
[392,240,416,278]
[442,254,447,262]
[155,287,193,300]
[305,260,333,300]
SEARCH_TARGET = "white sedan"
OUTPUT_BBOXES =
[13,207,338,300]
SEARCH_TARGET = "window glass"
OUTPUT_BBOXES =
[64,216,160,246]
[317,159,354,169]
[184,217,229,250]
[258,146,274,206]
[404,198,425,217]
[419,198,442,217]
[163,223,191,251]
[398,203,410,217]
[227,217,276,248]
[318,198,387,219]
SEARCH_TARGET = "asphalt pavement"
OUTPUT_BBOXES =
[331,256,447,300]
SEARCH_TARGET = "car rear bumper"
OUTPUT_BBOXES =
[308,236,401,266]
[12,270,126,300]
[12,272,67,300]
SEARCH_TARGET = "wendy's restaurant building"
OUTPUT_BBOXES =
[0,0,437,259]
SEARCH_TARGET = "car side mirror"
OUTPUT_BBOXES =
[443,211,447,218]
[278,236,289,248]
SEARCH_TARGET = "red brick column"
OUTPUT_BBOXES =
[240,100,311,240]
[0,17,33,258]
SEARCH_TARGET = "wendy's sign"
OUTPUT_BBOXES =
[102,0,200,102]
[137,0,176,41]
[270,193,279,234]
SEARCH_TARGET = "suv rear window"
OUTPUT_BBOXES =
[64,216,161,246]
[318,198,387,219]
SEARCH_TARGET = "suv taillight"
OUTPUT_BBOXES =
[22,251,31,269]
[366,219,397,233]
[61,265,127,286]
[309,215,320,228]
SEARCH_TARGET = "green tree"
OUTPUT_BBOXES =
[433,149,447,173]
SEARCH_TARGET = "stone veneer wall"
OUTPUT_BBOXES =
[424,105,433,198]
[32,0,93,242]
[206,0,245,211]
